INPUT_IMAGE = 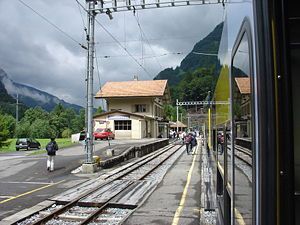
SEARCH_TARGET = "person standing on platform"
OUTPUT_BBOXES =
[46,137,58,172]
[184,133,192,154]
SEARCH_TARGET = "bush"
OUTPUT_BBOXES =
[62,128,72,138]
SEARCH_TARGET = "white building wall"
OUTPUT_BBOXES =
[132,120,141,139]
[141,120,146,138]
[108,98,154,117]
[115,130,132,139]
[93,113,151,139]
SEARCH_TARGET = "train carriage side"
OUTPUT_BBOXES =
[213,0,300,224]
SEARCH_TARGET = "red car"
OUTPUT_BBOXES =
[93,128,115,140]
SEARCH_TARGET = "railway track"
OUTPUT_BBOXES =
[15,144,184,225]
[234,145,252,166]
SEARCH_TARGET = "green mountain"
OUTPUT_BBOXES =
[154,22,223,87]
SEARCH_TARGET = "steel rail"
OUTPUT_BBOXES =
[227,145,252,167]
[78,144,183,224]
[103,144,175,180]
[17,144,180,225]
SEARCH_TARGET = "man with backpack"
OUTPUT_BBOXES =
[46,138,58,172]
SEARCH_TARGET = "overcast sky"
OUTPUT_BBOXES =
[0,0,224,107]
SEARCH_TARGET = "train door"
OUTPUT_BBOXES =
[273,0,300,224]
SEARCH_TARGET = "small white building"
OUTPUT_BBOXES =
[94,79,171,139]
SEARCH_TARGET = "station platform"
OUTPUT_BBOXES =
[0,138,217,225]
[124,139,217,225]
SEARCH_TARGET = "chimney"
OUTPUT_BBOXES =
[133,75,139,81]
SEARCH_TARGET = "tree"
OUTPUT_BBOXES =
[30,119,56,138]
[0,114,16,138]
[23,107,49,124]
[163,105,187,122]
[49,104,68,137]
[71,109,85,133]
[15,121,31,138]
[0,114,10,146]
[94,106,103,116]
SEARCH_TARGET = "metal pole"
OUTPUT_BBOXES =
[85,2,90,163]
[86,1,96,164]
[176,99,179,133]
[16,93,19,123]
[208,107,211,149]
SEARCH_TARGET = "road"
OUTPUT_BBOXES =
[0,139,157,220]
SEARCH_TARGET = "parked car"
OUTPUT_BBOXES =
[93,128,115,140]
[16,138,41,151]
[79,130,86,141]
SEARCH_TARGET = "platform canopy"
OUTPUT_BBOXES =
[170,121,187,128]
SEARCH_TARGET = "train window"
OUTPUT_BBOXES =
[232,29,253,225]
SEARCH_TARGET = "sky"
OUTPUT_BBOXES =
[0,0,224,107]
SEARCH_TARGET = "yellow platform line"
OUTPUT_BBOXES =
[172,145,198,225]
[0,180,65,204]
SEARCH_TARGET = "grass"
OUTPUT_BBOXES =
[0,138,77,154]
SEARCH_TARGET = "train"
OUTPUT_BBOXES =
[209,0,299,224]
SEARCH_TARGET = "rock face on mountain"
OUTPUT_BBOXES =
[0,68,82,113]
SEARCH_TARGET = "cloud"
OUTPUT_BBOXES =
[0,0,223,106]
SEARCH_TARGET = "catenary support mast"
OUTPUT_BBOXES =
[86,1,96,164]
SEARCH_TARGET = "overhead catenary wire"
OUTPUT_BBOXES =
[96,52,184,59]
[96,35,204,46]
[94,48,105,109]
[17,0,87,50]
[76,1,153,79]
[75,0,87,30]
[133,11,163,70]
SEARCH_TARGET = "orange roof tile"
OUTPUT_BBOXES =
[235,77,250,94]
[95,80,168,98]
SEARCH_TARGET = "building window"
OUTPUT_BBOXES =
[115,120,132,130]
[135,104,147,112]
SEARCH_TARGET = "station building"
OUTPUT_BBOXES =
[94,79,171,139]
[234,77,251,138]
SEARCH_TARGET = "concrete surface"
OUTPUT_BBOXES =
[0,138,159,221]
[123,142,202,225]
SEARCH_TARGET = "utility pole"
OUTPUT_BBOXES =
[176,99,179,133]
[83,0,96,171]
[16,93,19,123]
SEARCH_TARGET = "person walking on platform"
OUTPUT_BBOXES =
[190,134,197,154]
[46,137,58,172]
[184,133,192,154]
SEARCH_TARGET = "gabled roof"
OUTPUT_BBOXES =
[235,77,250,94]
[95,80,168,98]
[93,109,154,120]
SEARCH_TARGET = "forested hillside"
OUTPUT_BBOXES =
[154,22,223,104]
[0,80,28,118]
